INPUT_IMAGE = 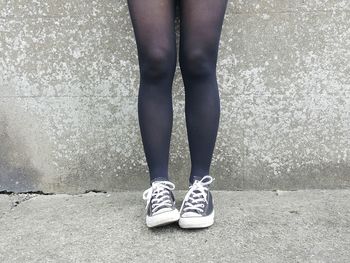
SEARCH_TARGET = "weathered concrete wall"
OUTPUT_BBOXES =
[0,0,349,193]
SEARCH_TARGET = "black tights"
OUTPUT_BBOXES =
[127,0,228,185]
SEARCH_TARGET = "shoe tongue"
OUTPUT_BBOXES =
[189,175,210,197]
[191,176,203,185]
[154,188,169,198]
[184,178,208,213]
[151,189,171,212]
[192,189,202,195]
[187,188,205,205]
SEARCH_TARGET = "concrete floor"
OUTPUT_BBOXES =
[0,190,349,262]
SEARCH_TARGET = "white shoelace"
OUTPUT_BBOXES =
[180,175,215,214]
[142,181,175,214]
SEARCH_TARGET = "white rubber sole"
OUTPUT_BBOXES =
[178,210,215,229]
[146,209,180,228]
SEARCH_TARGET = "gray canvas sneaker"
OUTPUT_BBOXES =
[142,180,180,228]
[179,175,215,228]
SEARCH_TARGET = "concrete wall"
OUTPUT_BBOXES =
[0,0,349,193]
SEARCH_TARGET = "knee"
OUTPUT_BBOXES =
[139,48,176,81]
[180,49,216,78]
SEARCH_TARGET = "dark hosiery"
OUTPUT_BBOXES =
[178,0,228,184]
[126,0,228,185]
[127,0,178,183]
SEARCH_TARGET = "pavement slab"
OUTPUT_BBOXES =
[0,190,349,262]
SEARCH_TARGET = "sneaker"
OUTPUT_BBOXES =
[142,180,180,228]
[178,175,215,229]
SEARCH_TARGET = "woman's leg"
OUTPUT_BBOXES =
[127,0,177,183]
[178,0,228,184]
